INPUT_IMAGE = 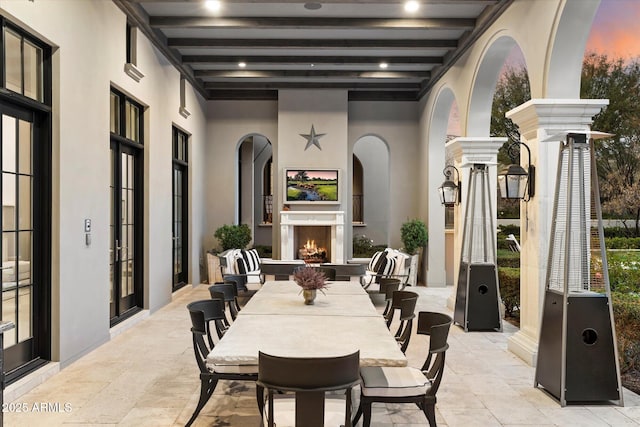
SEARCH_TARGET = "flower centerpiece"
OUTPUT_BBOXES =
[292,266,328,305]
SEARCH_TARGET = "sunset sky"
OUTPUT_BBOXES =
[445,0,639,137]
[587,0,640,59]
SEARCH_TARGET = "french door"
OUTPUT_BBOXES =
[172,127,188,290]
[172,164,187,289]
[0,102,50,379]
[109,90,143,324]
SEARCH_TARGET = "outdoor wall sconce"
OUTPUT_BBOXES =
[498,141,535,201]
[438,165,461,207]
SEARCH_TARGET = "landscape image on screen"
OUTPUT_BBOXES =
[286,169,338,202]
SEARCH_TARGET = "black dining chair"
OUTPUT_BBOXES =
[384,290,418,354]
[353,312,453,427]
[185,299,259,427]
[311,266,337,281]
[257,350,360,427]
[378,278,401,316]
[209,282,241,320]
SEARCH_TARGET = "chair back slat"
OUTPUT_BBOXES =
[258,351,359,390]
[258,351,360,427]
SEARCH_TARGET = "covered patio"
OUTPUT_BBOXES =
[5,284,639,426]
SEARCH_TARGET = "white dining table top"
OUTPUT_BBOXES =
[239,290,379,317]
[206,280,407,372]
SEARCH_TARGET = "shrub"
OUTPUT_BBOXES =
[497,225,520,250]
[214,224,252,251]
[253,245,272,258]
[498,267,520,318]
[400,219,428,255]
[604,226,640,238]
[612,292,640,373]
[606,237,640,249]
[497,250,520,268]
[607,251,640,293]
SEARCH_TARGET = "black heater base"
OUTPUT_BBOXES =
[536,290,621,405]
[453,262,502,332]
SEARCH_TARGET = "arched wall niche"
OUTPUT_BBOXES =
[236,133,273,247]
[352,134,390,247]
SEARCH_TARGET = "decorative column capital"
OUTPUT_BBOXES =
[445,137,507,167]
[506,99,609,141]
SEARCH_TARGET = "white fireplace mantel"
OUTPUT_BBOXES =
[280,211,345,263]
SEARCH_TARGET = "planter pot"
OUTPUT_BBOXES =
[303,289,317,305]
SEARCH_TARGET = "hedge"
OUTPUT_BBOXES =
[611,292,640,374]
[498,267,520,318]
[607,251,640,294]
[606,237,640,249]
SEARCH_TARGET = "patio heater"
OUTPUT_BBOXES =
[453,164,502,332]
[535,131,623,406]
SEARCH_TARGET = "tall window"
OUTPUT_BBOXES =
[172,127,188,290]
[109,88,143,324]
[1,19,51,383]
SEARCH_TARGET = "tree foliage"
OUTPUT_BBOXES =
[490,53,640,233]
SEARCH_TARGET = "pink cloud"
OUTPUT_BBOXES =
[587,0,640,59]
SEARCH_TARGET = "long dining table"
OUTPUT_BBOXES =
[206,280,407,375]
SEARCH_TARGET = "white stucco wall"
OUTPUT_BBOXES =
[205,100,278,252]
[0,0,208,365]
[349,102,420,251]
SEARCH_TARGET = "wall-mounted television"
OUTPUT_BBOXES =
[285,168,340,204]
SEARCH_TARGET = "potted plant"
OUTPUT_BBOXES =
[292,266,328,304]
[214,224,252,251]
[400,219,428,286]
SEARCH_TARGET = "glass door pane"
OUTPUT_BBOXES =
[1,110,35,371]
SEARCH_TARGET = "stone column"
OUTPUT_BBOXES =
[505,99,608,366]
[444,137,506,310]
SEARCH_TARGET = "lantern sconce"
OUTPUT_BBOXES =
[498,141,535,201]
[438,165,461,207]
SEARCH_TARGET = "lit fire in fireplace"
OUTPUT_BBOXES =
[298,239,327,263]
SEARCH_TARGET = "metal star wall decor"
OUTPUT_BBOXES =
[300,124,326,151]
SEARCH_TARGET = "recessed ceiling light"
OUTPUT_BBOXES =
[238,62,246,68]
[304,2,322,10]
[379,62,388,69]
[310,63,315,67]
[205,1,222,12]
[404,1,419,13]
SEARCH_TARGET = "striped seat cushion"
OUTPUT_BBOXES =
[235,257,262,283]
[241,248,261,272]
[360,366,430,397]
[368,250,387,272]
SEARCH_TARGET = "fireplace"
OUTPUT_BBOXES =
[280,211,345,263]
[296,226,330,263]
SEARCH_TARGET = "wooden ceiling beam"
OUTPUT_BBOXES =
[151,16,475,29]
[169,38,457,49]
[184,55,443,65]
[195,69,428,78]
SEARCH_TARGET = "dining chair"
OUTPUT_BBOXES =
[311,266,337,281]
[208,290,231,332]
[185,300,259,427]
[378,278,401,316]
[384,290,418,353]
[256,350,360,427]
[209,282,241,320]
[353,312,453,427]
[186,299,228,345]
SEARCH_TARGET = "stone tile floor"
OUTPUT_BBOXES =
[4,284,640,426]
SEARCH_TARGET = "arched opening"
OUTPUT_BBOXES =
[352,135,390,249]
[237,134,273,252]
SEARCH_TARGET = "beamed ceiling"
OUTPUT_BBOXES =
[116,0,512,101]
